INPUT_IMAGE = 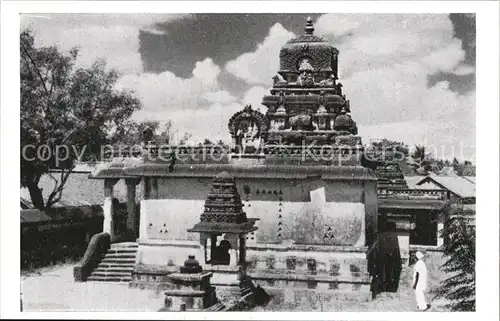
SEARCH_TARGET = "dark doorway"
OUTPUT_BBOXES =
[410,211,437,246]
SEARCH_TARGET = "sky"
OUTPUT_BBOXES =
[20,13,476,161]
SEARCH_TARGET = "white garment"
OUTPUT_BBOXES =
[413,260,428,291]
[413,259,428,310]
[415,288,427,310]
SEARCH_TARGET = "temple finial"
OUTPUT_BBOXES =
[305,17,314,35]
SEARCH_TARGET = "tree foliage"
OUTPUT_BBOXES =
[110,119,192,147]
[21,29,141,210]
[434,210,476,311]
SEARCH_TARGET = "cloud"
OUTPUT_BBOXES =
[21,13,188,74]
[225,23,295,85]
[360,87,476,160]
[132,101,242,144]
[419,38,466,73]
[241,86,269,114]
[116,58,223,111]
[192,58,221,85]
[133,14,475,156]
[318,14,475,160]
[451,65,475,75]
[223,14,475,160]
[23,14,475,159]
[202,91,237,104]
[116,57,244,143]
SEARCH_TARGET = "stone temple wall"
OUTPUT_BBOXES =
[138,177,372,247]
[131,175,377,299]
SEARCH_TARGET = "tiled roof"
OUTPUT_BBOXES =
[463,176,476,184]
[404,176,426,189]
[418,176,475,198]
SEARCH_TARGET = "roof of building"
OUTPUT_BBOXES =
[463,176,476,184]
[118,163,376,181]
[417,175,475,198]
[378,198,448,211]
[403,176,426,189]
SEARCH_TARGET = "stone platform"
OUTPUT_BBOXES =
[128,238,372,301]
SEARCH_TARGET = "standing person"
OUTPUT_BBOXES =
[413,251,431,311]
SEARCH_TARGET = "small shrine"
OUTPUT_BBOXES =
[189,172,258,266]
[188,172,261,302]
[162,256,217,311]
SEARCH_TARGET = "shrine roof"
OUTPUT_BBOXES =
[188,222,258,234]
[119,163,377,181]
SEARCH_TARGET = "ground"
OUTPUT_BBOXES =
[22,264,163,312]
[21,253,451,312]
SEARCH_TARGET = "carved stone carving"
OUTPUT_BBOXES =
[280,45,333,72]
[335,135,362,146]
[228,105,268,149]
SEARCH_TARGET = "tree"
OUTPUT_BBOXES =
[21,29,141,210]
[202,138,213,145]
[111,120,170,146]
[110,120,193,157]
[451,158,476,177]
[409,145,435,175]
[434,210,476,311]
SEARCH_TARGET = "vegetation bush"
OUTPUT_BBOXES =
[433,211,475,311]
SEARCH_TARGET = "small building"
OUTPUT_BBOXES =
[374,162,450,261]
[415,175,476,205]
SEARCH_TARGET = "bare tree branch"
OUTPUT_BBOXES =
[20,43,50,99]
[46,167,73,208]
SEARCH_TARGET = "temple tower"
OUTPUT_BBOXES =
[88,17,379,303]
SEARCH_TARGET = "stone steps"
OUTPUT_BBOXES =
[205,302,226,311]
[87,242,138,283]
[101,257,136,264]
[93,267,134,273]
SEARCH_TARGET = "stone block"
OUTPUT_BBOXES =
[286,257,297,270]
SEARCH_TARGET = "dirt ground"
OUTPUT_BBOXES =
[21,264,164,312]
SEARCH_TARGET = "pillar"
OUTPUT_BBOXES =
[103,179,119,239]
[437,211,445,247]
[126,178,141,239]
[139,177,150,240]
[238,234,246,265]
[151,178,159,199]
[394,215,412,265]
